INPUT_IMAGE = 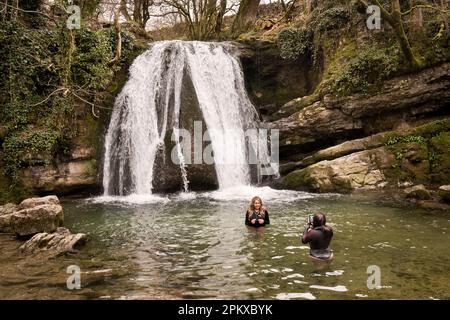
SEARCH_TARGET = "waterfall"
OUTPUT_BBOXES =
[103,41,278,195]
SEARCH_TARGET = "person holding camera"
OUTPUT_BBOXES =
[245,196,270,228]
[301,212,333,260]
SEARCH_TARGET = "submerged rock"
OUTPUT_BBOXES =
[0,195,64,236]
[19,227,87,256]
[438,185,450,203]
[404,185,432,200]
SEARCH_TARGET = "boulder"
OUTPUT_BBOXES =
[0,203,18,215]
[438,185,450,203]
[404,185,432,200]
[281,147,393,192]
[19,227,87,256]
[19,195,60,209]
[0,196,64,236]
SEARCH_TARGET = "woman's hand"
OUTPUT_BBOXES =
[258,219,264,224]
[251,219,256,224]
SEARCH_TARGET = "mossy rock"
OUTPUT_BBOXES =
[429,132,450,183]
[282,165,352,193]
[384,141,430,183]
[283,167,317,191]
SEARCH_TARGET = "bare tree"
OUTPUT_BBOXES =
[161,0,228,40]
[231,0,261,37]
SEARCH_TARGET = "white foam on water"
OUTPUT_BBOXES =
[326,270,345,276]
[275,293,316,300]
[310,285,348,292]
[88,194,170,205]
[285,246,310,250]
[202,186,315,202]
[174,192,198,201]
[283,273,305,279]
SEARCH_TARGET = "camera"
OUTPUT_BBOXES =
[308,214,314,225]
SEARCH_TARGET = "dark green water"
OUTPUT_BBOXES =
[1,187,449,299]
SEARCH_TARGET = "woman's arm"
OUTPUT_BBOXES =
[245,212,250,225]
[264,210,270,225]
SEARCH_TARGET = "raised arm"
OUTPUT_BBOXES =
[301,226,315,244]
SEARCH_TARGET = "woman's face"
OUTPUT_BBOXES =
[254,200,261,210]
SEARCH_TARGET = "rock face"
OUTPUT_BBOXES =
[237,40,321,120]
[20,157,98,195]
[270,63,450,157]
[277,119,450,193]
[281,147,392,192]
[19,227,87,256]
[0,196,64,236]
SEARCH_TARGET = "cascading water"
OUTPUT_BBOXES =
[103,41,278,195]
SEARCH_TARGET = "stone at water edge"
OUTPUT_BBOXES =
[0,195,64,236]
[20,227,87,255]
[18,195,60,209]
[0,203,18,215]
[438,185,450,203]
[404,185,432,200]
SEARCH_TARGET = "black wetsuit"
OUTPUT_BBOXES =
[301,225,333,259]
[245,210,270,227]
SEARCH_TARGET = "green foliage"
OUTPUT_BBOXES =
[73,29,114,90]
[386,135,426,146]
[3,130,59,181]
[309,7,350,34]
[277,6,350,63]
[326,45,400,96]
[277,27,313,60]
[0,20,135,190]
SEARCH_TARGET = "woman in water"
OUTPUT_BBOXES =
[245,196,270,227]
[301,212,333,261]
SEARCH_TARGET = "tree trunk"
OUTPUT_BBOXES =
[390,0,421,69]
[441,0,450,39]
[231,0,261,37]
[214,0,226,36]
[120,0,132,21]
[411,8,423,30]
[108,8,122,67]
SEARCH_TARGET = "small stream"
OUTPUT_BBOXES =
[1,187,449,300]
